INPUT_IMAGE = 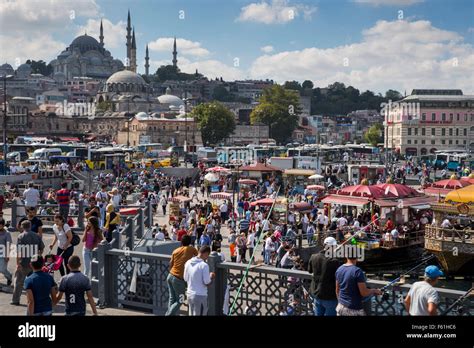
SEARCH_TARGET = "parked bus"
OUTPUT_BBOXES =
[30,148,63,160]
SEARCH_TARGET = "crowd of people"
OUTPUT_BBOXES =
[0,155,464,316]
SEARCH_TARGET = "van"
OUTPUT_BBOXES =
[31,148,62,160]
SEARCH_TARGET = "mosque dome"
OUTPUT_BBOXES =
[106,70,146,85]
[157,87,184,107]
[71,34,101,50]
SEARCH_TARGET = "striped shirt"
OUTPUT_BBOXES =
[56,189,71,206]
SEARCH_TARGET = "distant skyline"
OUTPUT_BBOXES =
[0,0,473,93]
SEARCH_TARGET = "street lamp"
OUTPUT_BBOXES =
[2,74,13,173]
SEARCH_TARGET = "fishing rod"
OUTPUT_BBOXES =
[363,254,436,302]
[441,286,473,316]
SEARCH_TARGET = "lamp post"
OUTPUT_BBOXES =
[2,75,13,172]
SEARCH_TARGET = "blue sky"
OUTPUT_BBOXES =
[1,0,473,93]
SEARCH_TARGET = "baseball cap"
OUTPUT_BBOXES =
[425,265,444,279]
[323,237,337,246]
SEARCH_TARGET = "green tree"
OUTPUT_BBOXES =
[283,80,302,91]
[385,89,403,101]
[191,101,235,146]
[26,60,53,76]
[96,100,113,112]
[364,123,383,146]
[250,85,301,144]
[212,85,232,102]
[302,80,314,90]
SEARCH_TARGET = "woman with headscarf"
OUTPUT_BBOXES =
[104,203,121,242]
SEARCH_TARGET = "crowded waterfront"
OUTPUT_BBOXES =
[0,137,472,317]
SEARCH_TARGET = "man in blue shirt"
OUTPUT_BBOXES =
[335,255,382,316]
[24,255,57,316]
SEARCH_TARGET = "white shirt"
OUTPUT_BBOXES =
[95,191,108,206]
[23,188,40,207]
[219,204,228,213]
[184,257,212,297]
[111,194,121,208]
[246,233,255,248]
[407,281,440,316]
[440,219,451,228]
[53,223,72,249]
[155,231,165,241]
[353,220,360,229]
[264,237,274,251]
[337,217,348,227]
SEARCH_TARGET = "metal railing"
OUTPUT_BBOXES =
[10,199,85,230]
[91,247,473,316]
[425,225,474,244]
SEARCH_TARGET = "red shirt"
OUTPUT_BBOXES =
[177,229,187,241]
[384,220,394,231]
[56,189,71,206]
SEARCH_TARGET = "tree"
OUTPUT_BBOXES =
[212,86,232,102]
[385,89,403,101]
[250,85,301,144]
[302,80,314,90]
[283,80,302,91]
[364,123,383,146]
[26,60,53,76]
[191,101,235,146]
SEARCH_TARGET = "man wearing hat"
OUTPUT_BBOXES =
[404,265,443,316]
[307,237,341,316]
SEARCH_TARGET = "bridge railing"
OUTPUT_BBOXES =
[425,225,474,244]
[91,247,473,316]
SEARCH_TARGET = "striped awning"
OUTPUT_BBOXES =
[321,195,370,207]
[210,192,232,200]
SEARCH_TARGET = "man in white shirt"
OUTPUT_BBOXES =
[184,246,215,316]
[154,228,165,241]
[219,202,228,222]
[440,218,452,229]
[337,216,348,228]
[23,182,40,209]
[404,266,443,316]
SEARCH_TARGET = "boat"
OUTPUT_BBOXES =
[424,184,474,275]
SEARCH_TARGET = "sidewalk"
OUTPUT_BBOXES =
[0,286,151,316]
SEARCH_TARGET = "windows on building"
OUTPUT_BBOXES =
[457,113,460,121]
[431,128,435,136]
[456,128,459,136]
[441,140,445,145]
[414,128,418,136]
[449,128,453,136]
[407,139,411,144]
[422,128,425,136]
[407,128,412,136]
[431,140,435,145]
[421,140,425,144]
[441,128,445,136]
[464,128,467,136]
[431,113,436,121]
[421,113,426,121]
[441,113,446,121]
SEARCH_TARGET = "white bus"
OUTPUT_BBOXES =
[30,148,62,160]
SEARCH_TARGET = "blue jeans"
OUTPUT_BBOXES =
[82,248,93,279]
[166,274,187,316]
[313,298,338,316]
[264,250,272,265]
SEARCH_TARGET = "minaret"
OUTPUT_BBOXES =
[145,44,150,76]
[126,10,132,69]
[172,37,178,68]
[130,27,137,73]
[99,19,104,46]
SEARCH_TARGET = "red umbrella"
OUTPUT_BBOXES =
[374,183,419,198]
[337,184,386,199]
[460,176,474,185]
[431,177,470,190]
[206,166,231,172]
[239,179,258,185]
[250,197,275,207]
[306,185,325,191]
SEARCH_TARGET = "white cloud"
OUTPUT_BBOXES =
[261,45,275,53]
[236,0,316,24]
[248,20,474,94]
[354,0,424,6]
[0,33,65,66]
[76,18,126,49]
[0,0,100,64]
[149,38,210,58]
[0,0,99,32]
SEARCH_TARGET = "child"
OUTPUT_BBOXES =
[42,254,60,275]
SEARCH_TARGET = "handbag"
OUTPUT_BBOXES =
[64,226,80,246]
